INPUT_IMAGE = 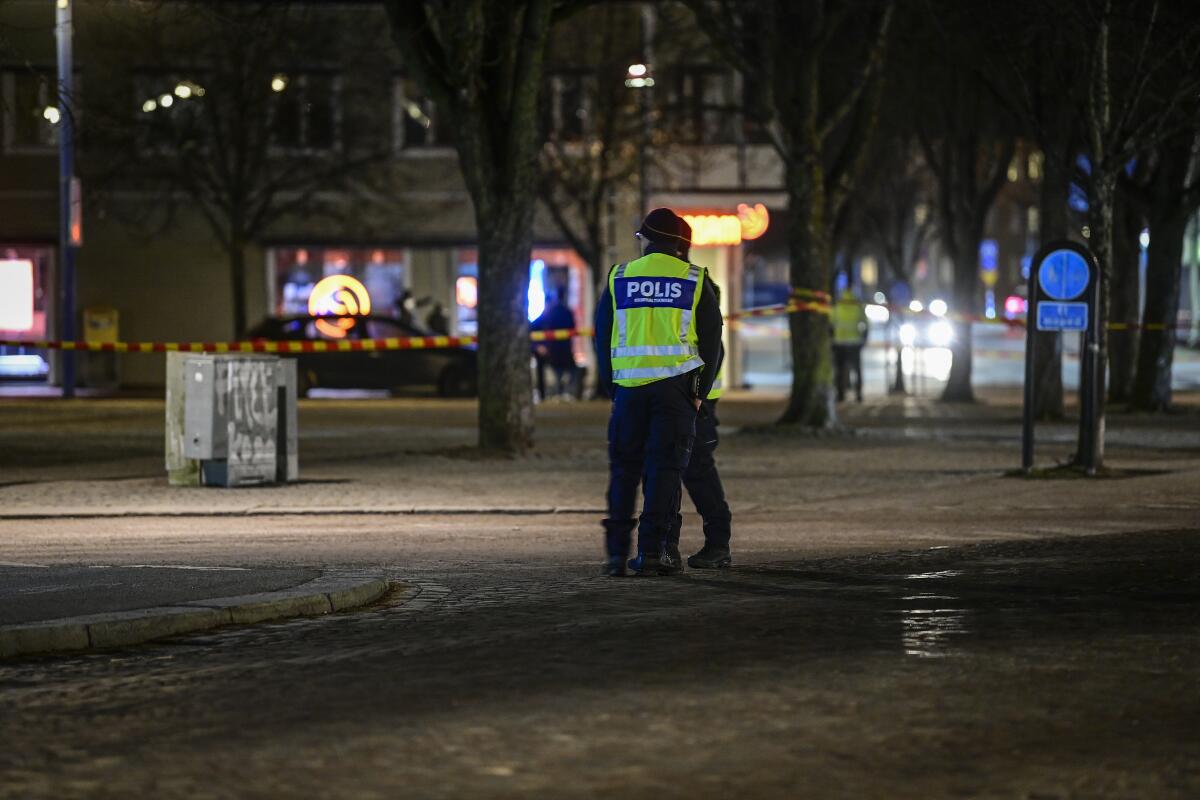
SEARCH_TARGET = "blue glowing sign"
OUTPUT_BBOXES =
[1038,249,1090,301]
[979,240,998,271]
[528,259,546,321]
[1037,302,1088,331]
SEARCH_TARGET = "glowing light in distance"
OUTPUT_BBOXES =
[928,320,954,348]
[899,323,917,346]
[142,99,157,113]
[928,298,948,317]
[309,274,371,338]
[864,304,890,324]
[873,291,886,304]
[159,94,174,108]
[456,276,478,309]
[42,106,61,124]
[0,260,35,331]
[680,204,770,247]
[908,300,924,313]
[1004,295,1027,319]
[528,260,546,322]
[174,83,192,99]
[1139,229,1150,249]
[627,64,648,78]
[271,74,288,92]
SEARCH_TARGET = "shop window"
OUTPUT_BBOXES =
[270,72,341,153]
[271,246,408,323]
[393,76,444,151]
[0,246,52,379]
[2,69,67,153]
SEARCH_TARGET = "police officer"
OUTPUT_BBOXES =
[594,208,723,576]
[831,286,869,403]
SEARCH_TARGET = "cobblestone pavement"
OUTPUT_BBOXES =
[1,392,1198,797]
[1,529,1198,799]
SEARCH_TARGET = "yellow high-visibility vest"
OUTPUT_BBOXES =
[832,292,868,345]
[609,253,706,387]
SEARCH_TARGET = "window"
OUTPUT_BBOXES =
[270,72,341,152]
[2,69,62,152]
[133,71,208,153]
[393,77,443,151]
[660,67,739,145]
[547,72,594,142]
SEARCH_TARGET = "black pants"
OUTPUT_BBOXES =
[833,344,864,402]
[604,373,697,558]
[667,399,731,549]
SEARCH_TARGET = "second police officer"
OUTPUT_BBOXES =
[594,208,723,576]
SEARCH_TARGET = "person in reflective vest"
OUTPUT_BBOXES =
[831,286,869,402]
[594,208,723,576]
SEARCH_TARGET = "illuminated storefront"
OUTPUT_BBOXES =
[672,202,777,390]
[267,244,593,356]
[0,245,52,380]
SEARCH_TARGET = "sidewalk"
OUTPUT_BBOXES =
[0,564,392,658]
[1,389,1197,659]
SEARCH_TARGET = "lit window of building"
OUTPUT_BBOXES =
[1,69,64,152]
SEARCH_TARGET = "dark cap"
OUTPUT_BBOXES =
[637,207,691,245]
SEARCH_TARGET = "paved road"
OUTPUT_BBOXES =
[1,529,1197,799]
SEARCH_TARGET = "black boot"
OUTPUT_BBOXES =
[602,555,627,577]
[687,545,732,569]
[627,552,681,576]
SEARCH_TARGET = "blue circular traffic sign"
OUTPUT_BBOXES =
[1038,249,1090,300]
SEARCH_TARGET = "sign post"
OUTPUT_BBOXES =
[1022,241,1101,472]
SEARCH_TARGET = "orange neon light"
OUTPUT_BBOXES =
[309,274,371,339]
[680,203,770,247]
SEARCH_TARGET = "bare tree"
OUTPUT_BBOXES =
[684,0,895,428]
[1130,132,1200,410]
[384,1,576,454]
[538,4,644,294]
[910,22,1016,404]
[1070,0,1200,468]
[89,2,390,338]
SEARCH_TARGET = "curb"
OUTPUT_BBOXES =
[0,571,396,659]
[0,507,607,521]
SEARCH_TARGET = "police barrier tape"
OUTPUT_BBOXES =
[0,289,1189,353]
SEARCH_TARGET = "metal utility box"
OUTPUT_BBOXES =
[182,354,298,487]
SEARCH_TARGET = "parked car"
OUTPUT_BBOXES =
[246,315,477,397]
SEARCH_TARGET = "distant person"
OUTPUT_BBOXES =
[532,292,577,400]
[426,302,449,335]
[831,286,869,403]
[394,290,416,328]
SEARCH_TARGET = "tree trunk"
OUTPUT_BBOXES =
[476,217,536,453]
[1131,210,1187,411]
[1032,147,1068,420]
[229,237,248,339]
[1107,189,1141,404]
[941,229,978,403]
[890,317,907,394]
[1079,174,1116,469]
[779,153,835,427]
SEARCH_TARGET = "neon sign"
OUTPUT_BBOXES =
[308,274,371,338]
[681,203,770,247]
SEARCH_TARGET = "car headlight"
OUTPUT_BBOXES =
[928,320,954,348]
